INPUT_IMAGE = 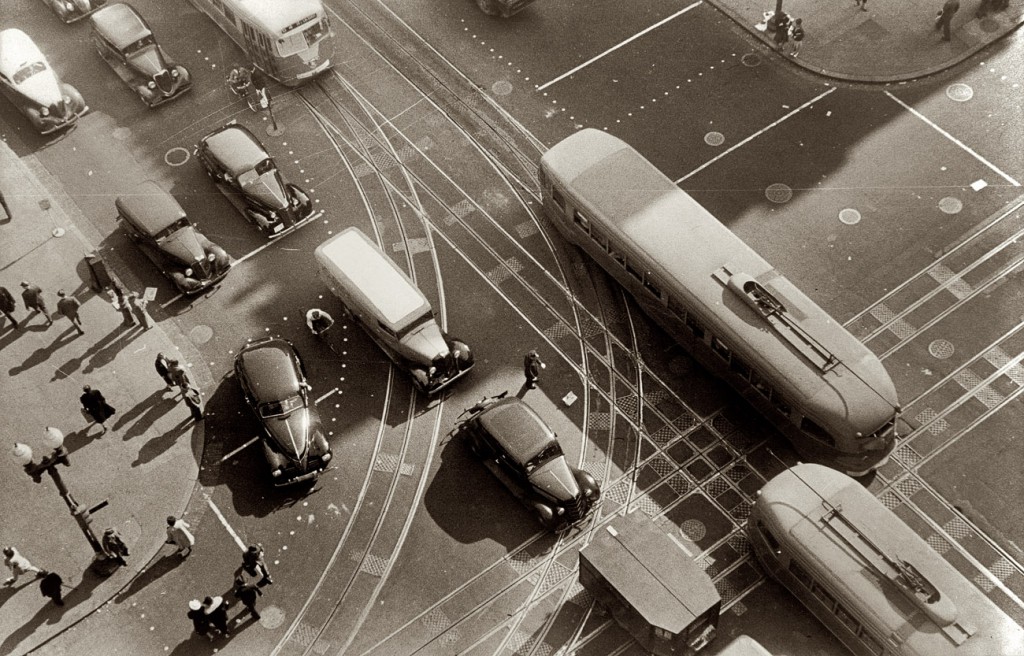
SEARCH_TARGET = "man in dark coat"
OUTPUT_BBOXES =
[188,599,211,639]
[0,285,19,330]
[182,384,205,422]
[242,544,273,586]
[233,575,262,621]
[126,292,151,330]
[155,353,175,390]
[101,528,129,566]
[80,385,116,433]
[39,570,64,606]
[20,281,51,326]
[56,290,84,335]
[523,350,546,389]
[202,595,230,636]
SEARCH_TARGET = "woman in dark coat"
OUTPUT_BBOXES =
[80,385,116,433]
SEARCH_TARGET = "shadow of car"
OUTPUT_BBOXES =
[0,29,88,134]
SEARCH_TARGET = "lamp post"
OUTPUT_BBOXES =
[11,428,111,571]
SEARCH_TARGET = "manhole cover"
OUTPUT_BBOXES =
[839,208,861,225]
[765,183,793,204]
[681,519,707,542]
[491,80,513,96]
[112,127,132,141]
[190,325,214,345]
[978,17,1000,32]
[164,146,190,167]
[928,339,954,359]
[938,196,963,214]
[704,131,725,147]
[741,53,762,67]
[946,83,973,102]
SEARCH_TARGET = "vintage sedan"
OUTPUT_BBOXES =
[40,0,108,23]
[89,3,191,107]
[235,337,333,486]
[0,29,87,134]
[196,124,315,238]
[115,181,231,294]
[457,394,600,531]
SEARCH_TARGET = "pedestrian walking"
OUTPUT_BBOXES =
[523,350,546,389]
[306,308,334,337]
[126,291,152,330]
[20,281,52,326]
[182,384,205,422]
[787,18,805,57]
[188,599,212,640]
[109,283,136,327]
[202,595,231,636]
[80,385,116,433]
[854,0,867,10]
[935,0,959,40]
[56,290,84,335]
[101,528,130,566]
[233,576,262,621]
[242,544,273,585]
[0,285,20,330]
[3,546,43,585]
[155,352,176,390]
[168,359,194,392]
[38,570,64,606]
[165,515,195,557]
[771,11,790,50]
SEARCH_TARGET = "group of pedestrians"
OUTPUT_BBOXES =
[766,11,805,57]
[186,544,274,640]
[156,352,205,421]
[0,280,152,336]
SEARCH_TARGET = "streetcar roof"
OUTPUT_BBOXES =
[755,464,1024,655]
[314,228,431,331]
[232,0,324,35]
[580,512,720,633]
[541,129,899,437]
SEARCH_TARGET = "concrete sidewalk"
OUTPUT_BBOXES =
[708,0,1024,82]
[0,136,204,656]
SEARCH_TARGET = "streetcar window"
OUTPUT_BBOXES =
[859,630,884,656]
[591,227,608,250]
[758,521,781,554]
[376,322,398,340]
[610,248,626,267]
[573,208,589,230]
[800,417,835,446]
[653,627,672,641]
[729,355,751,378]
[223,5,235,23]
[625,261,643,281]
[811,581,836,611]
[790,560,813,589]
[772,395,792,417]
[551,187,565,212]
[642,276,661,298]
[749,370,772,399]
[668,297,687,321]
[835,603,861,635]
[212,0,224,10]
[711,337,731,361]
[685,314,705,339]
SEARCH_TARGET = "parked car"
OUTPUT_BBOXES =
[196,124,314,238]
[115,180,231,294]
[89,3,191,107]
[0,29,87,134]
[234,337,333,486]
[39,0,108,23]
[456,394,600,531]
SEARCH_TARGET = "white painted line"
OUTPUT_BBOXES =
[535,2,702,92]
[885,91,1020,187]
[316,387,338,404]
[206,497,246,551]
[232,210,326,268]
[220,436,259,462]
[676,87,836,183]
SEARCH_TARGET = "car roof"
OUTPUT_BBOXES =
[91,3,150,51]
[477,398,556,466]
[238,338,301,402]
[115,180,186,235]
[0,29,45,76]
[202,125,269,177]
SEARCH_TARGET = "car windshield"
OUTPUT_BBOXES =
[154,217,191,241]
[259,395,303,418]
[13,61,46,85]
[238,159,275,188]
[524,441,563,474]
[123,34,156,57]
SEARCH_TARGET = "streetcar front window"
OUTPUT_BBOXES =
[277,17,328,57]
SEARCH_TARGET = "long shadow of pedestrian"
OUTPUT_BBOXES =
[51,325,124,381]
[133,418,193,467]
[114,389,177,439]
[8,327,80,376]
[112,552,185,605]
[0,568,104,655]
[83,326,138,374]
[0,322,30,350]
[62,426,103,457]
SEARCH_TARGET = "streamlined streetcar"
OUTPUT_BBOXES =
[749,464,1024,655]
[539,129,900,476]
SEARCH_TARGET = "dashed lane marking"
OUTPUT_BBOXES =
[220,436,259,462]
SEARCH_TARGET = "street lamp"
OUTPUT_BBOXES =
[11,428,111,571]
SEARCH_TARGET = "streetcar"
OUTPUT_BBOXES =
[187,0,333,86]
[539,129,900,476]
[748,463,1024,656]
[717,635,773,656]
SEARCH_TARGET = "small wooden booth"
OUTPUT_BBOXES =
[580,512,721,655]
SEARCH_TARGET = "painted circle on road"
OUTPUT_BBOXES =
[839,208,861,225]
[681,519,707,542]
[704,131,725,147]
[113,127,132,141]
[256,605,286,629]
[190,325,214,345]
[765,183,793,204]
[491,80,513,96]
[939,196,963,214]
[946,83,973,102]
[741,53,762,67]
[928,339,955,359]
[165,147,190,167]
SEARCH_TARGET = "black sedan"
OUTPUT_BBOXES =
[196,124,315,238]
[235,337,332,486]
[115,181,231,295]
[89,3,191,107]
[457,394,600,531]
[39,0,108,23]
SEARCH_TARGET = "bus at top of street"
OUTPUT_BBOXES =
[188,0,334,86]
[748,463,1024,655]
[538,128,900,476]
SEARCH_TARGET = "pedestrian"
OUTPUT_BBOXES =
[523,350,546,389]
[202,595,231,636]
[165,515,195,557]
[109,283,136,327]
[20,281,52,326]
[101,528,129,566]
[242,544,273,585]
[182,383,205,422]
[935,0,959,41]
[188,599,212,640]
[3,546,43,585]
[0,285,20,330]
[306,308,334,337]
[771,11,790,50]
[80,385,116,433]
[38,570,64,606]
[126,291,152,330]
[854,0,867,10]
[155,352,176,390]
[233,576,262,621]
[787,18,805,57]
[168,359,194,392]
[56,290,84,335]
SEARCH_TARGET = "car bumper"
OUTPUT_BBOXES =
[266,208,321,240]
[143,79,192,108]
[273,463,332,487]
[420,362,474,395]
[176,267,231,295]
[35,106,88,134]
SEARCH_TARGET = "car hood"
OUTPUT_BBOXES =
[160,226,205,264]
[402,321,448,366]
[529,458,580,502]
[264,407,311,460]
[127,45,168,78]
[241,171,289,211]
[16,68,63,107]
